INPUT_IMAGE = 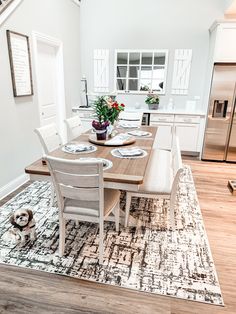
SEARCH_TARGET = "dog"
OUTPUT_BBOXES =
[8,209,36,244]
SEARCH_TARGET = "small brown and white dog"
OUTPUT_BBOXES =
[8,209,36,244]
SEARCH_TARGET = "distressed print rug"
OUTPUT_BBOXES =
[0,166,223,305]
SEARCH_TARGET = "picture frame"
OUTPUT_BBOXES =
[6,30,33,97]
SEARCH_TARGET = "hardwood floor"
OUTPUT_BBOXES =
[0,160,236,313]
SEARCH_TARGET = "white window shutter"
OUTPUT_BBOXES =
[171,49,192,95]
[94,49,109,93]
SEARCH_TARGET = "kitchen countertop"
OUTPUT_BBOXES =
[72,106,206,116]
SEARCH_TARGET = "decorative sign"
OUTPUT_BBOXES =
[171,49,192,95]
[94,49,109,93]
[7,30,33,97]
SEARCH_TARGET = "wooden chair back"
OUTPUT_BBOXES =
[171,135,183,177]
[64,115,83,141]
[119,111,143,126]
[46,156,104,216]
[170,135,183,196]
[35,123,62,154]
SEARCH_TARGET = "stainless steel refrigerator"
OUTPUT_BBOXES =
[202,64,236,162]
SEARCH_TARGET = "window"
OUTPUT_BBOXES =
[115,50,168,94]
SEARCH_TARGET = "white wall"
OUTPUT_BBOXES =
[80,0,226,110]
[0,0,80,190]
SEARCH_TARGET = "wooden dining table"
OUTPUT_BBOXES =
[25,126,157,191]
[25,126,157,224]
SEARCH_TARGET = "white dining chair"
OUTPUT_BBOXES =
[46,156,120,264]
[125,135,183,230]
[119,111,143,126]
[64,115,83,141]
[34,123,63,206]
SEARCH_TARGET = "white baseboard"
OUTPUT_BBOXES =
[0,173,29,201]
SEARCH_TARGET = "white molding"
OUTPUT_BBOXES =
[32,31,67,143]
[0,0,23,26]
[0,173,29,201]
[71,0,80,7]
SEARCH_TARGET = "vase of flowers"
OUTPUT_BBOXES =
[92,96,125,140]
[145,91,160,110]
[92,120,109,140]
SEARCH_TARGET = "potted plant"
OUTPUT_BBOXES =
[145,91,160,110]
[92,96,125,140]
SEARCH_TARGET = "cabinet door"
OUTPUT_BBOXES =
[215,24,236,62]
[174,123,199,152]
[150,122,173,149]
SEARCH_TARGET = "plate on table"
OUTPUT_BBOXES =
[127,130,152,137]
[117,122,140,129]
[62,143,97,154]
[78,157,113,170]
[111,147,147,159]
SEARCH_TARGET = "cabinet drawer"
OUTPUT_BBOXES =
[174,115,200,124]
[150,114,174,123]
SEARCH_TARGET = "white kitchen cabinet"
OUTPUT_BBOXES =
[210,21,236,63]
[214,23,236,62]
[150,113,202,153]
[150,122,173,150]
[174,123,199,152]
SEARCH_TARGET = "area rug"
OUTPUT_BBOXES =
[0,166,223,305]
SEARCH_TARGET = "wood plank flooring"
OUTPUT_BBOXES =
[0,160,236,314]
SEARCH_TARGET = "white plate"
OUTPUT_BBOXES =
[111,147,147,159]
[127,130,152,137]
[62,143,97,154]
[78,158,113,170]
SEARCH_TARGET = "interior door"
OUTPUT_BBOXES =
[37,42,58,127]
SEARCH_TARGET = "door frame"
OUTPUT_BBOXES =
[32,31,67,142]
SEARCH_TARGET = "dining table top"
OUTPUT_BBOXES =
[25,126,157,186]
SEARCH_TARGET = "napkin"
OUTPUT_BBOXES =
[105,134,132,145]
[117,147,143,157]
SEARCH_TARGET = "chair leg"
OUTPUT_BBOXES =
[75,220,79,227]
[59,217,66,256]
[99,218,104,264]
[125,192,132,227]
[50,182,54,207]
[114,202,120,232]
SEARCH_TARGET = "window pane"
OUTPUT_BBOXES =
[154,52,166,65]
[153,66,165,79]
[152,79,164,91]
[140,79,151,91]
[141,53,153,65]
[117,66,127,78]
[129,52,140,64]
[129,66,139,78]
[117,79,126,90]
[128,79,138,91]
[117,53,128,64]
[140,66,152,79]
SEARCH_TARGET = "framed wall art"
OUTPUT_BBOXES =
[6,30,33,97]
